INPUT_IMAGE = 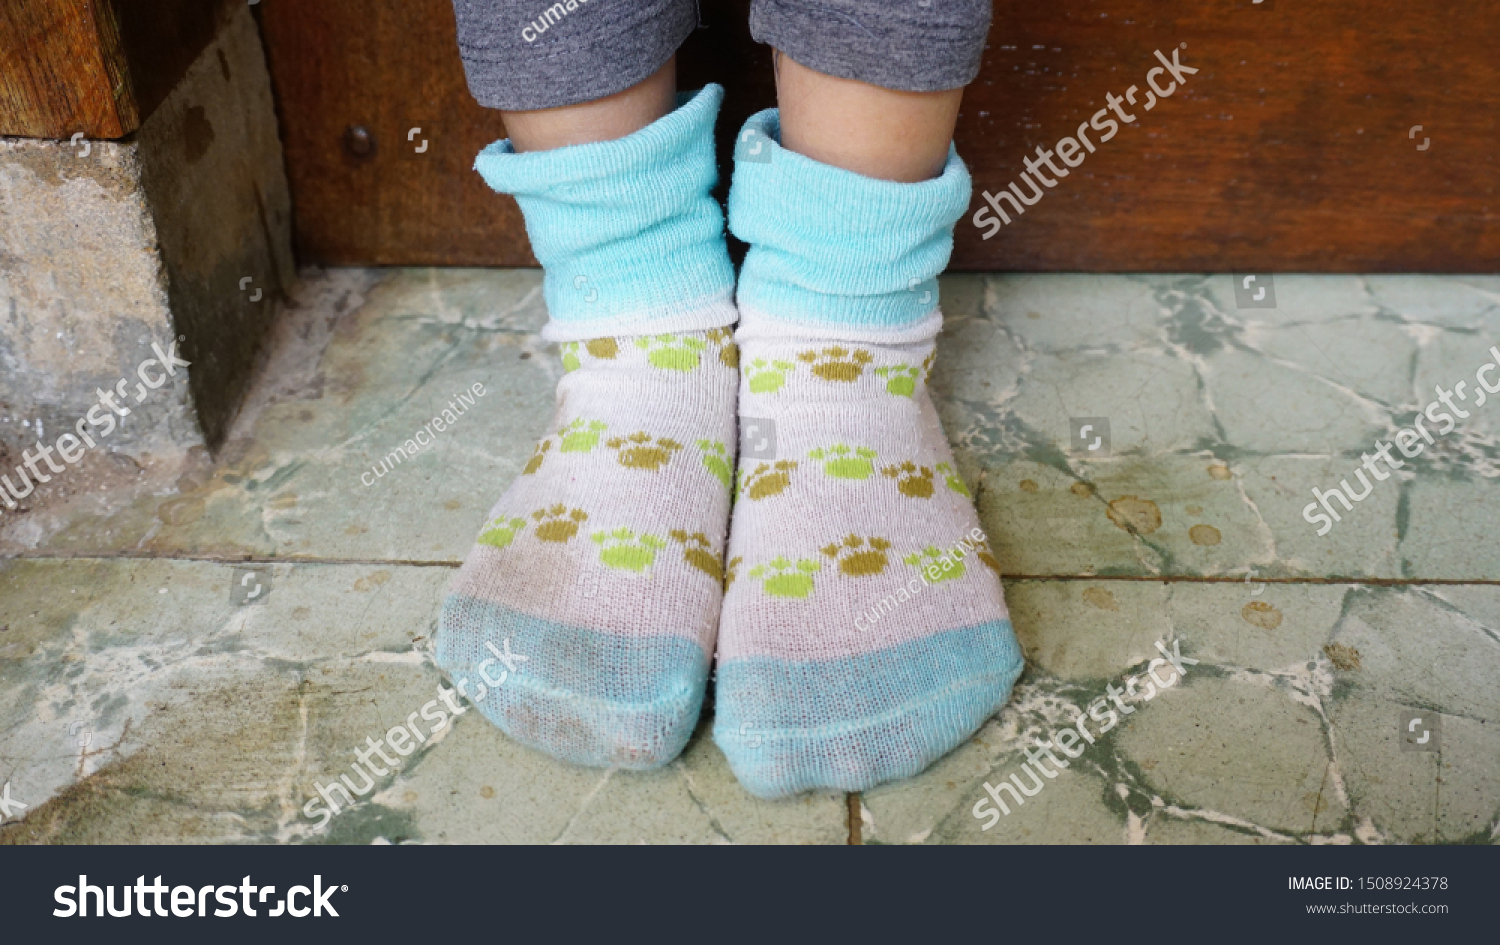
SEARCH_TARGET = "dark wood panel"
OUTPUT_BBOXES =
[260,0,1499,272]
[0,0,244,139]
[0,0,134,138]
[257,0,532,266]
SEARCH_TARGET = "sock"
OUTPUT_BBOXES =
[714,109,1024,797]
[436,86,738,769]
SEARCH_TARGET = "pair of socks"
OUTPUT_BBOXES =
[435,85,1023,798]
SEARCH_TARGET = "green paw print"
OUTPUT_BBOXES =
[808,444,877,480]
[748,556,821,599]
[936,462,971,496]
[697,439,733,489]
[746,358,796,394]
[905,546,966,583]
[560,342,582,373]
[560,418,607,453]
[634,334,706,372]
[477,516,527,549]
[592,528,667,573]
[875,364,922,397]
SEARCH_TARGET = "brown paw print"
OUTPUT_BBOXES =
[724,556,743,590]
[922,349,936,381]
[820,535,892,577]
[531,504,588,542]
[882,461,935,498]
[705,328,739,368]
[739,460,798,500]
[523,439,551,475]
[606,431,683,471]
[796,346,874,382]
[670,530,723,582]
[584,337,618,359]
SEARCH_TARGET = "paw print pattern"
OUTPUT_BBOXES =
[606,431,683,471]
[670,530,723,582]
[936,462,971,496]
[523,440,551,475]
[874,364,921,398]
[746,358,796,394]
[559,419,607,453]
[532,505,588,543]
[592,528,666,572]
[724,555,743,590]
[748,556,821,599]
[797,346,873,382]
[705,328,739,368]
[922,350,936,381]
[820,535,892,577]
[697,440,733,489]
[477,515,527,549]
[739,460,798,500]
[882,461,935,498]
[905,546,966,582]
[634,334,706,372]
[808,444,877,480]
[559,338,618,372]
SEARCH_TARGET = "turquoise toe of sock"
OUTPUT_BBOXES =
[436,594,709,770]
[712,621,1024,798]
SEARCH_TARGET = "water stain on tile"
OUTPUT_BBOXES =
[1185,504,1203,516]
[1207,464,1232,480]
[1071,482,1095,497]
[353,571,392,592]
[269,492,298,510]
[443,499,463,510]
[1020,479,1039,493]
[1107,496,1162,535]
[1082,587,1120,611]
[1189,524,1222,546]
[1322,642,1361,670]
[1242,601,1283,630]
[479,785,495,799]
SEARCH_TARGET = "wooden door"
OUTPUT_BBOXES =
[258,0,1499,272]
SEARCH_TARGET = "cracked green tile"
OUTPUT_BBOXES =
[1399,480,1500,580]
[1201,274,1378,326]
[1115,674,1346,836]
[1163,583,1347,675]
[1144,815,1293,844]
[1242,314,1418,408]
[1005,579,1173,680]
[1325,690,1499,844]
[1235,454,1400,579]
[1364,276,1500,329]
[982,274,1165,353]
[1203,346,1387,454]
[375,715,845,845]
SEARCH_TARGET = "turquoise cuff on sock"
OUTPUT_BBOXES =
[475,85,737,341]
[728,108,971,341]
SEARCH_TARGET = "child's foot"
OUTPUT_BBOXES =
[439,330,736,768]
[713,109,1023,797]
[436,86,739,769]
[715,337,1020,795]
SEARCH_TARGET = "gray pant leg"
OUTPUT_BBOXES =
[453,0,698,111]
[750,0,992,92]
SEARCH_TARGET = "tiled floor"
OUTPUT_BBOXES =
[3,270,1498,844]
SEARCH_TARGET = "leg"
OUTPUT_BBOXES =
[436,1,738,769]
[715,1,1023,797]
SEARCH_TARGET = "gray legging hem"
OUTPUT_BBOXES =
[453,0,992,111]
